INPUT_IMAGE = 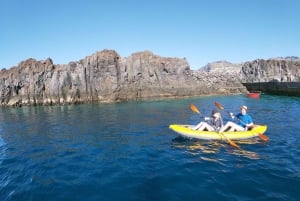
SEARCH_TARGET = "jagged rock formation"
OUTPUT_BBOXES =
[195,60,244,92]
[0,50,247,107]
[200,60,242,74]
[240,57,300,83]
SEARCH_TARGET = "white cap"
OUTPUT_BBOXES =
[240,105,248,110]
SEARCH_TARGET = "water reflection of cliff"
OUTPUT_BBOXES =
[0,132,5,165]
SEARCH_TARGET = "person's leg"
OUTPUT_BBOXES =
[228,123,244,131]
[197,122,214,131]
[205,124,215,131]
[193,122,204,130]
[219,122,232,132]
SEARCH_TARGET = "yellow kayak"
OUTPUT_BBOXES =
[169,124,267,140]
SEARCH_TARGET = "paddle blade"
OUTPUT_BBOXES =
[214,102,224,110]
[258,133,269,141]
[252,125,269,141]
[190,103,200,114]
[228,139,240,149]
[218,132,240,149]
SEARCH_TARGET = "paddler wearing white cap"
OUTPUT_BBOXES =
[219,105,254,132]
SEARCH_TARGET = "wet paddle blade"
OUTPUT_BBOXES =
[190,103,200,114]
[258,133,269,141]
[214,102,224,110]
[224,135,240,149]
[228,139,240,149]
[252,125,269,141]
[219,132,240,149]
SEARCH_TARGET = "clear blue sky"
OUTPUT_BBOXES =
[1,0,299,70]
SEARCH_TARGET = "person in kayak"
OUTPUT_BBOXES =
[193,110,224,131]
[219,105,254,132]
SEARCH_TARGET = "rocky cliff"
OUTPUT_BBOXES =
[0,50,247,107]
[200,60,242,74]
[240,57,300,83]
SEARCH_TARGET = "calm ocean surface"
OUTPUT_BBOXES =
[0,95,300,201]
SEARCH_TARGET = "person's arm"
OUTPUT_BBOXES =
[229,112,234,119]
[204,117,210,121]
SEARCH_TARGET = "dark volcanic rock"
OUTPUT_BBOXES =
[0,50,247,107]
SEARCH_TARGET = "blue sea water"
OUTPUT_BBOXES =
[0,95,300,201]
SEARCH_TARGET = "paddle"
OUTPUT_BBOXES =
[249,125,269,141]
[214,101,269,141]
[214,101,224,110]
[190,103,240,149]
[190,103,200,114]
